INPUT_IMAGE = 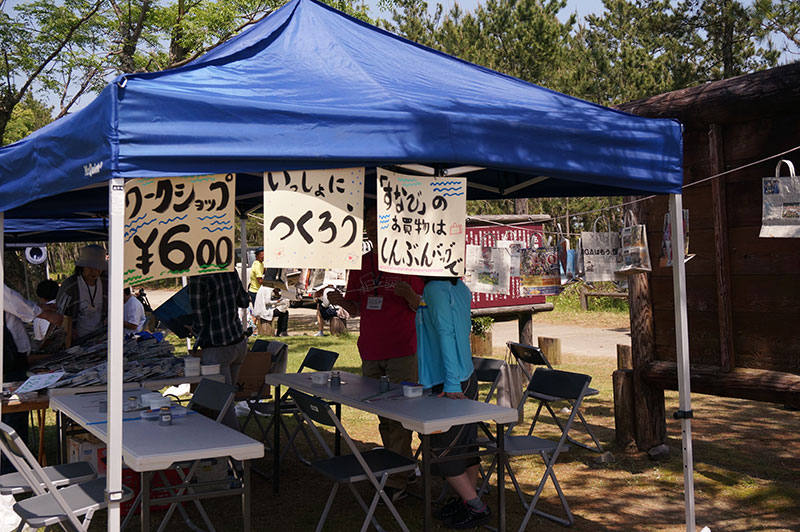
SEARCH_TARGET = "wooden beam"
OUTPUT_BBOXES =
[709,124,735,373]
[626,196,666,450]
[617,62,800,128]
[470,303,553,318]
[641,361,800,408]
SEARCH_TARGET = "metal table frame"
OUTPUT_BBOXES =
[265,371,517,532]
[50,389,263,532]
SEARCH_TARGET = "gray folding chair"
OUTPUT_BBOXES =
[0,422,132,532]
[0,462,96,496]
[125,378,237,532]
[480,368,591,529]
[289,389,417,532]
[507,341,603,453]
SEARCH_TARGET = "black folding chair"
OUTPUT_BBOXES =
[290,389,417,532]
[507,341,603,453]
[262,348,339,465]
[480,368,592,529]
[0,422,132,532]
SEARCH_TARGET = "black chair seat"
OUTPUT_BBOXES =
[311,449,416,484]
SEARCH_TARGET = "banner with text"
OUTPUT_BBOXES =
[124,174,236,286]
[377,170,466,276]
[262,168,364,269]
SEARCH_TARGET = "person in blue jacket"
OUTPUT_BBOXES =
[416,276,490,529]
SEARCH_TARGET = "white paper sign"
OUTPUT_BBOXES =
[464,245,510,295]
[263,168,364,269]
[124,174,236,286]
[14,371,65,394]
[376,170,466,276]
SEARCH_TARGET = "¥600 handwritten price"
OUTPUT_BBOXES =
[124,174,236,286]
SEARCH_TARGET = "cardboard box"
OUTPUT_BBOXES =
[235,349,272,400]
[67,434,103,470]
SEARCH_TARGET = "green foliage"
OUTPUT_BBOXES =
[3,93,52,145]
[752,0,800,54]
[470,315,494,338]
[549,281,629,313]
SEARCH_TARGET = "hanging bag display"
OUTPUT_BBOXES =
[496,347,527,423]
[760,159,800,238]
[617,210,651,275]
[578,216,621,282]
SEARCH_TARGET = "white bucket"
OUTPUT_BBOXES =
[184,357,201,377]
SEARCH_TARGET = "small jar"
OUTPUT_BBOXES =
[379,375,390,393]
[125,396,138,412]
[159,406,172,426]
[330,371,341,387]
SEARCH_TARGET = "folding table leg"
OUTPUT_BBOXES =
[334,403,342,456]
[497,423,506,532]
[422,434,431,532]
[243,460,251,532]
[272,384,281,495]
[141,471,151,532]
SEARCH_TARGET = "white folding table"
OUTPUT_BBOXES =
[265,371,518,532]
[50,389,264,532]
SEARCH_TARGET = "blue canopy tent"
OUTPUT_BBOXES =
[3,218,108,243]
[0,0,695,530]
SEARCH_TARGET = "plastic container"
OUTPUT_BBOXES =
[200,363,220,376]
[140,392,163,408]
[184,357,201,377]
[311,372,328,385]
[403,384,424,398]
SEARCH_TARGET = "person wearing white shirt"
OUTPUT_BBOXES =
[123,288,147,334]
[2,284,63,475]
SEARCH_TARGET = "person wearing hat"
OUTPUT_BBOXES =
[55,244,108,341]
[248,247,265,305]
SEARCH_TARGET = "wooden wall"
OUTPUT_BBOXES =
[618,63,800,412]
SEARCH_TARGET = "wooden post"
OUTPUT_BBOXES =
[613,369,636,447]
[617,344,633,370]
[626,196,666,451]
[579,286,588,311]
[517,312,533,346]
[538,336,562,365]
[709,124,735,372]
[628,272,666,450]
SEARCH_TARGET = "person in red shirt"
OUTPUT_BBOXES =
[328,203,423,501]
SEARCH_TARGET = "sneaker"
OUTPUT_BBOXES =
[314,331,326,337]
[279,331,289,337]
[436,497,463,522]
[379,486,407,504]
[448,503,491,530]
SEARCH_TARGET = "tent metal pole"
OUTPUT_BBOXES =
[669,193,696,532]
[240,216,248,326]
[1,211,5,417]
[107,179,125,531]
[182,276,191,352]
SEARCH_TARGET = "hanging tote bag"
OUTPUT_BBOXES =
[617,211,652,275]
[578,217,622,282]
[760,159,800,238]
[496,348,527,423]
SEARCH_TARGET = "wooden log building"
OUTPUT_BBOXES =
[615,62,800,450]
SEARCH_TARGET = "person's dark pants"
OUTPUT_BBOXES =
[248,291,257,305]
[429,372,479,478]
[273,309,289,335]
